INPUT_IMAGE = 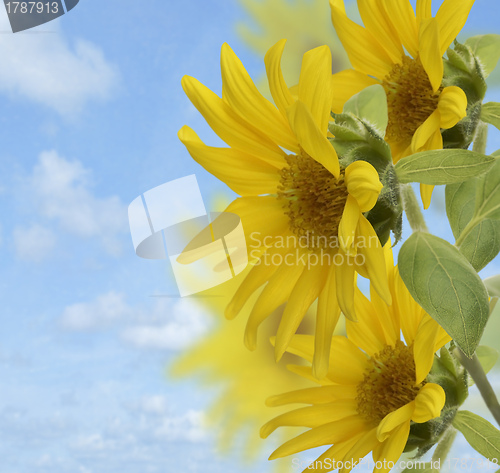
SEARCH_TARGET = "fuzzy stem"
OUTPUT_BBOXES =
[431,427,457,469]
[454,347,500,427]
[473,121,489,155]
[401,184,429,233]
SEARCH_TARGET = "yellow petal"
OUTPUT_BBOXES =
[221,43,299,153]
[410,109,442,154]
[268,415,366,459]
[373,422,411,473]
[181,75,286,167]
[347,289,387,356]
[275,264,329,361]
[345,160,382,212]
[281,334,315,363]
[331,69,379,113]
[313,264,341,380]
[338,196,360,255]
[266,385,357,407]
[383,0,419,58]
[311,434,363,473]
[420,183,435,210]
[178,126,280,196]
[328,336,369,385]
[329,0,393,79]
[287,101,340,178]
[376,402,415,442]
[225,258,278,320]
[244,261,305,350]
[436,0,475,55]
[261,399,358,438]
[418,18,444,93]
[416,0,432,23]
[358,0,404,63]
[356,215,392,305]
[339,428,379,473]
[438,86,467,129]
[335,258,356,321]
[223,196,290,244]
[298,45,334,136]
[412,383,445,423]
[264,39,295,119]
[413,315,442,384]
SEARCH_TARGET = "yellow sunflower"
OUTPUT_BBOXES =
[178,40,391,378]
[330,0,471,208]
[261,247,452,472]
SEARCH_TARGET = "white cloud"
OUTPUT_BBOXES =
[30,150,128,255]
[140,395,168,416]
[0,11,118,115]
[13,223,56,262]
[121,299,211,351]
[60,292,212,351]
[153,410,206,443]
[60,291,130,331]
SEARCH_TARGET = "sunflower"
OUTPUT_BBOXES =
[261,246,452,472]
[178,40,391,378]
[330,0,471,208]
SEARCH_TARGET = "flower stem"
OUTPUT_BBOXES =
[401,184,428,233]
[432,427,457,468]
[453,347,500,427]
[473,121,489,155]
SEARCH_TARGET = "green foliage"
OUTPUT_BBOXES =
[398,232,489,357]
[481,102,500,130]
[465,35,500,78]
[484,275,500,298]
[453,410,500,461]
[475,346,499,378]
[446,158,500,271]
[401,463,436,472]
[394,150,495,185]
[343,85,388,136]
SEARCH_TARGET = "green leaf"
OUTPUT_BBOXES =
[395,150,495,185]
[476,346,499,375]
[343,84,388,136]
[475,158,500,220]
[446,180,477,240]
[482,102,500,130]
[453,410,500,461]
[398,232,489,357]
[484,275,500,298]
[446,158,500,271]
[459,219,500,272]
[465,35,500,78]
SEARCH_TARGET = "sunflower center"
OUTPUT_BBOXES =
[356,341,423,426]
[277,152,348,250]
[382,56,440,148]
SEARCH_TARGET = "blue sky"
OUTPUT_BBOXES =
[1,1,500,472]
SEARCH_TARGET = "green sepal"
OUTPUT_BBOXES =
[442,39,487,150]
[395,149,495,185]
[398,232,490,357]
[330,113,401,246]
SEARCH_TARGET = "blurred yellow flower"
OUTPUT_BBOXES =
[170,274,311,467]
[236,0,349,91]
[261,247,452,472]
[330,0,471,208]
[178,40,390,378]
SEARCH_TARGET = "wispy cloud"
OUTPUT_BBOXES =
[13,223,56,262]
[28,150,128,255]
[0,11,118,115]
